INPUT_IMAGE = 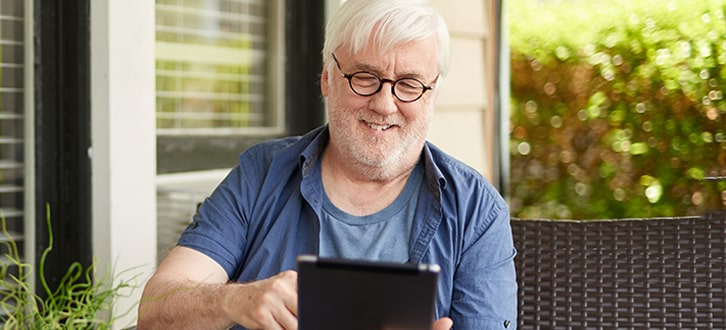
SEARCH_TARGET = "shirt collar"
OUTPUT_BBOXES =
[422,141,448,190]
[298,125,329,177]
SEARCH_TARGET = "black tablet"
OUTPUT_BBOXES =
[297,255,440,330]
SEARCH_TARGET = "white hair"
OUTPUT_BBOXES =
[322,0,451,79]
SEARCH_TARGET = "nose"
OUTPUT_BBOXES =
[368,81,398,116]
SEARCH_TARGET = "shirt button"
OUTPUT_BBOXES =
[504,320,511,328]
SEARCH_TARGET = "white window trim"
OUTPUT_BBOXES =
[23,0,36,294]
[91,0,157,327]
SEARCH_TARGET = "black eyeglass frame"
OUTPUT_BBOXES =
[331,53,437,103]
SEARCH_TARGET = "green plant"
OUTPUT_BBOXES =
[0,206,138,329]
[508,0,726,219]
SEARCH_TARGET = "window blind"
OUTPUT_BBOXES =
[0,0,26,316]
[155,0,272,134]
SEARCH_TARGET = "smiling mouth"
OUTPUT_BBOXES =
[364,121,396,131]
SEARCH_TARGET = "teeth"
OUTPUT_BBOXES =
[367,123,392,131]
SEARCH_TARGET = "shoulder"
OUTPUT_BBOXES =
[424,141,508,229]
[239,136,300,168]
[425,142,504,202]
[238,126,326,172]
[425,143,483,182]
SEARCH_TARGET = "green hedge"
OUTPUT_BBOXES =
[508,0,726,218]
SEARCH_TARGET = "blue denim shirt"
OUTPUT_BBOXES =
[178,125,518,329]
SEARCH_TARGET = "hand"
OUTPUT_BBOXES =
[224,270,298,330]
[433,317,453,330]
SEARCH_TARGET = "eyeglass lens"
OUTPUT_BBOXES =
[349,72,426,102]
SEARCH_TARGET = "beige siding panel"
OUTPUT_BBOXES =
[427,109,490,178]
[432,0,486,36]
[438,38,487,107]
[428,0,497,183]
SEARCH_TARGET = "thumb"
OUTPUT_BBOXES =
[433,317,453,330]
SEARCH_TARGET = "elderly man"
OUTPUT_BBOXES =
[138,0,517,329]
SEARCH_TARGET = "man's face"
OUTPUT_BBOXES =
[321,35,440,178]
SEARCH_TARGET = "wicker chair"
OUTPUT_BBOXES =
[511,211,726,329]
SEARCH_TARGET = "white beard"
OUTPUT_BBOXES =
[326,96,432,181]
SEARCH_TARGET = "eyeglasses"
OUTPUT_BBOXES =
[332,53,437,103]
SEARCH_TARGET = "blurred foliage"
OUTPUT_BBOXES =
[508,0,726,219]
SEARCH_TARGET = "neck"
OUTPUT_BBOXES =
[321,146,418,216]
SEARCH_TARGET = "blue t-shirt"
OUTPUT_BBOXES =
[178,125,518,329]
[319,161,423,262]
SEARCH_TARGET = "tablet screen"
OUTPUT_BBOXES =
[297,255,440,330]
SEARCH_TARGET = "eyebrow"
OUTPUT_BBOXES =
[350,62,428,81]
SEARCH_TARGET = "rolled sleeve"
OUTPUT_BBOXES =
[450,210,518,329]
[177,165,250,278]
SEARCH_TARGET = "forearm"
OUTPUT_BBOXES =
[138,274,235,330]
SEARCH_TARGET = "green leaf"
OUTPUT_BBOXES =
[630,142,649,155]
[687,167,705,180]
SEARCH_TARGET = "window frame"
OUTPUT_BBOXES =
[33,0,93,294]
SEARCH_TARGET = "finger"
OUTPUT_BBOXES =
[272,308,298,330]
[257,311,284,330]
[432,317,453,330]
[282,270,298,287]
[268,272,298,328]
[278,271,299,316]
[279,269,298,279]
[283,283,298,317]
[286,287,299,317]
[293,272,298,291]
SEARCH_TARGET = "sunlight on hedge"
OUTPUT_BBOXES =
[508,0,726,219]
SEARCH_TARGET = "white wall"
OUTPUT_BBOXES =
[91,0,157,327]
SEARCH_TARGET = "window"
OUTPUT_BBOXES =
[155,0,285,174]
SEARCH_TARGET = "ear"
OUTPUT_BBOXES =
[320,65,330,97]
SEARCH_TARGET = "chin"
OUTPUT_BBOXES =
[352,150,409,180]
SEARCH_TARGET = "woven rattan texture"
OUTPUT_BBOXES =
[511,212,726,329]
